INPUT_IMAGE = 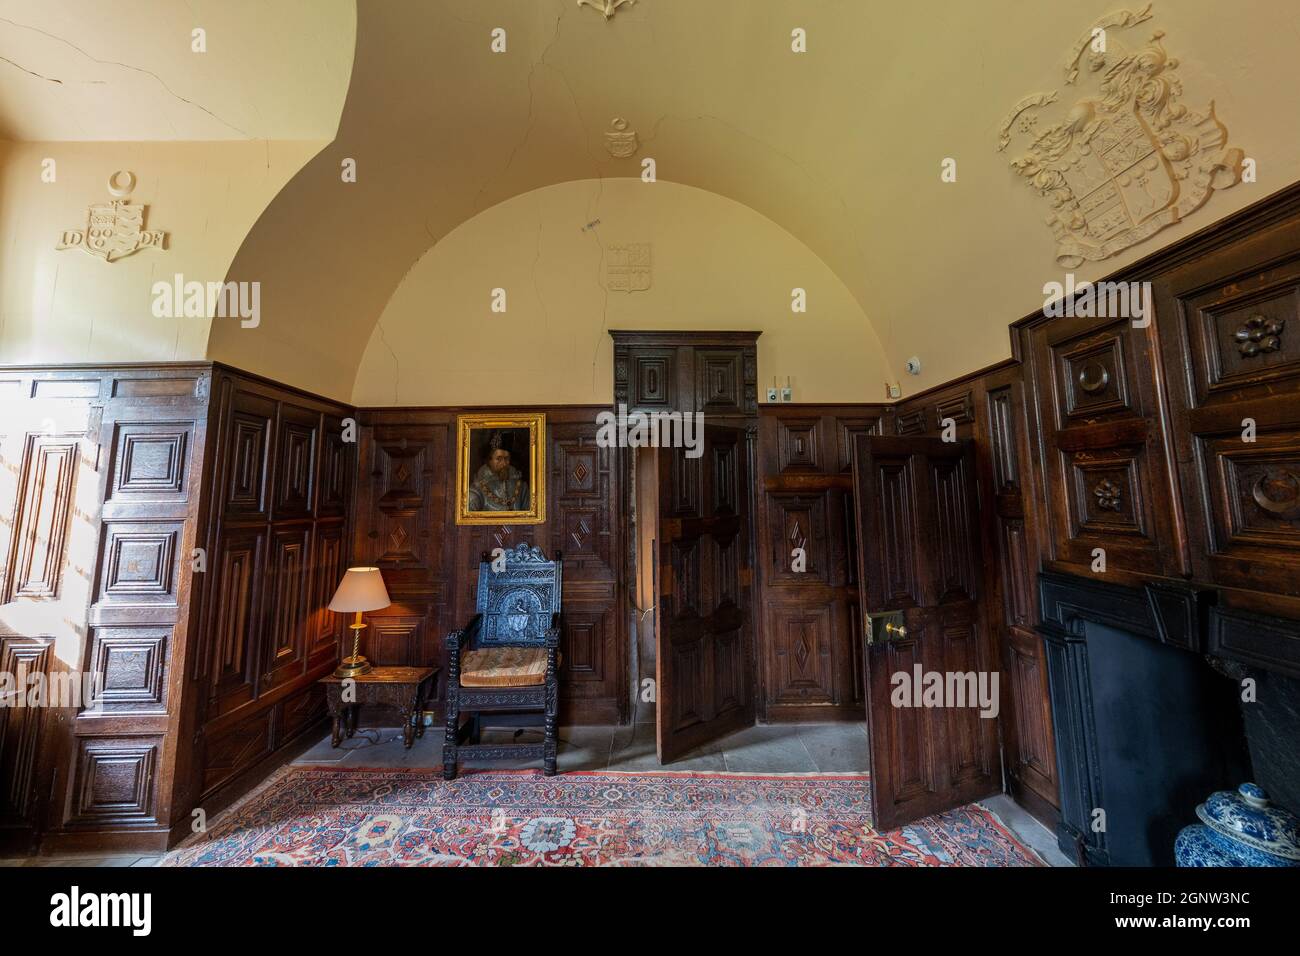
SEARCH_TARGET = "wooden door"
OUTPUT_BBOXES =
[851,435,1001,830]
[656,424,755,761]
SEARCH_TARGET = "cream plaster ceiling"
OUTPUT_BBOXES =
[5,0,1298,399]
[208,0,1300,399]
[0,0,355,140]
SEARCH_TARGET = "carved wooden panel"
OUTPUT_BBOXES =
[777,418,820,473]
[767,492,828,584]
[895,409,927,435]
[667,443,700,517]
[550,431,614,575]
[1160,248,1300,598]
[932,456,977,602]
[367,614,423,667]
[1055,327,1133,422]
[1029,308,1179,578]
[709,436,738,517]
[668,635,705,731]
[277,684,328,747]
[874,457,921,606]
[318,416,351,516]
[262,526,311,689]
[308,523,347,658]
[1068,448,1148,539]
[986,386,1020,493]
[668,539,700,617]
[99,522,180,605]
[713,628,744,715]
[107,422,191,501]
[207,528,265,716]
[223,394,274,519]
[999,519,1033,628]
[274,405,318,518]
[769,603,834,704]
[1005,624,1058,800]
[558,607,605,683]
[695,349,743,413]
[836,416,882,473]
[5,436,77,601]
[1199,430,1300,595]
[200,711,273,798]
[879,634,935,801]
[934,391,975,427]
[70,738,158,824]
[939,613,988,785]
[371,440,435,568]
[632,352,675,409]
[0,637,52,820]
[711,532,739,613]
[1183,266,1300,402]
[88,626,168,713]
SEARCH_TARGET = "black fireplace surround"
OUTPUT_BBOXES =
[1037,572,1300,867]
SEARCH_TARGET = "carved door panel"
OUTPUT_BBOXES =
[851,435,1001,830]
[656,424,755,762]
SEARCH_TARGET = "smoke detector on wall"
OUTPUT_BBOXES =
[905,356,922,376]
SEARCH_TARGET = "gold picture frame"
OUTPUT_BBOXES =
[455,413,546,525]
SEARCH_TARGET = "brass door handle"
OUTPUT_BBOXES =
[885,622,907,638]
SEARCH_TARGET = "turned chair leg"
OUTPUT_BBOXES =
[543,682,558,777]
[443,692,459,781]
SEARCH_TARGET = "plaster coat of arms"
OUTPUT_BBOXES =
[999,6,1244,268]
[56,171,168,263]
[604,117,640,158]
[606,242,652,292]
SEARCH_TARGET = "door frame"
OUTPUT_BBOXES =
[610,331,764,742]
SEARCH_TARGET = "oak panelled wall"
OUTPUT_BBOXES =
[755,405,889,720]
[1017,182,1300,666]
[0,364,212,853]
[181,367,355,829]
[351,406,625,725]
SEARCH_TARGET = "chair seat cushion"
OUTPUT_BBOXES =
[460,647,548,687]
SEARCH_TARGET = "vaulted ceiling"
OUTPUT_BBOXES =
[0,0,354,140]
[4,0,1297,399]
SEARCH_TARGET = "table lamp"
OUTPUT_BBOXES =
[329,566,391,678]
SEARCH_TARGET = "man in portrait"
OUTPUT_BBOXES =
[467,430,529,512]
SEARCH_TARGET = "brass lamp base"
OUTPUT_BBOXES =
[334,614,373,678]
[334,655,373,679]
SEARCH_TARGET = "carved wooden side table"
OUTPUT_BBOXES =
[319,666,439,750]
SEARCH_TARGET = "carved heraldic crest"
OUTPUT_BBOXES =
[999,6,1244,267]
[56,170,168,263]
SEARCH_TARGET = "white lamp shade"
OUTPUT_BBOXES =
[328,567,391,613]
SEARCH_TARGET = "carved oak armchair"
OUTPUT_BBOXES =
[443,543,562,779]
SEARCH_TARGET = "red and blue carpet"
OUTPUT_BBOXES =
[163,766,1042,867]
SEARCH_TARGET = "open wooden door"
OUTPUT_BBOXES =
[851,435,1001,830]
[656,424,755,762]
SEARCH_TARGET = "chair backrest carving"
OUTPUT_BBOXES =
[474,543,562,646]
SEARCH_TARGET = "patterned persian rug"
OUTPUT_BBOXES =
[162,767,1041,867]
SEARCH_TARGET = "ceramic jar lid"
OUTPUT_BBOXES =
[1196,783,1300,862]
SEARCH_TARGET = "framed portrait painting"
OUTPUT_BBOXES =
[455,413,546,525]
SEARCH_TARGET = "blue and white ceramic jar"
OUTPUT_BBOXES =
[1176,783,1300,867]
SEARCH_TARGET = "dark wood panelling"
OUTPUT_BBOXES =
[0,365,212,853]
[0,638,54,844]
[185,366,355,837]
[757,405,886,720]
[352,406,625,725]
[4,436,78,602]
